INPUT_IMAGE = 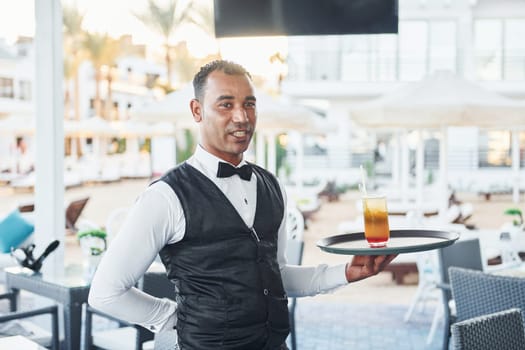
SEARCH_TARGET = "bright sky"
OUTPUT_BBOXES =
[0,0,34,41]
[0,0,288,76]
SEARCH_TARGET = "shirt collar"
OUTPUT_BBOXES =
[193,144,248,178]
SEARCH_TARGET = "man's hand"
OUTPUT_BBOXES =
[345,254,398,283]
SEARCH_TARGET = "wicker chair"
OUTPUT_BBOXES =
[449,267,525,324]
[451,308,525,350]
[431,238,484,349]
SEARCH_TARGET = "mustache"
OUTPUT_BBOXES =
[227,122,254,134]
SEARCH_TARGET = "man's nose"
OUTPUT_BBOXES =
[232,107,248,122]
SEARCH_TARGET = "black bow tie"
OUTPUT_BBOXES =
[217,162,253,181]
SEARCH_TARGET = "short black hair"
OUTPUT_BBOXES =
[192,60,252,101]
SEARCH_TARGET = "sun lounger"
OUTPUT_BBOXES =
[65,197,90,234]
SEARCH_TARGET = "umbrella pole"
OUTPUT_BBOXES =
[439,126,449,216]
[512,130,520,203]
[256,132,266,168]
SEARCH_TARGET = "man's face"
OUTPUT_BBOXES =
[190,70,257,165]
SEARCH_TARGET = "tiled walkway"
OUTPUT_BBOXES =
[293,300,443,350]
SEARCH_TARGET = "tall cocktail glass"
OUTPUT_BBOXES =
[362,194,390,248]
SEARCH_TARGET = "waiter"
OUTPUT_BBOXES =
[89,60,396,350]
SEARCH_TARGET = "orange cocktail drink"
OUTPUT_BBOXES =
[362,195,390,247]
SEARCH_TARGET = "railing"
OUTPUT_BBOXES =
[286,50,525,82]
[285,148,524,173]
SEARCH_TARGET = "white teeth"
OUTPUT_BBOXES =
[233,131,246,137]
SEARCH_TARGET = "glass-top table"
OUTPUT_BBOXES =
[0,335,47,349]
[5,265,91,350]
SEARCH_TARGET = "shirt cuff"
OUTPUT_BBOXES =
[147,298,177,333]
[324,264,349,288]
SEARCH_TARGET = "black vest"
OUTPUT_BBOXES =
[158,162,290,350]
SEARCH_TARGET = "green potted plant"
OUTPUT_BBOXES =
[77,229,107,280]
[504,208,524,228]
[502,208,525,256]
[77,229,107,256]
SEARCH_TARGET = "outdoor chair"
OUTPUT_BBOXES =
[153,330,178,350]
[403,251,439,322]
[285,204,305,350]
[13,197,91,235]
[428,238,484,349]
[451,308,525,350]
[286,205,305,241]
[0,291,59,350]
[449,267,525,324]
[65,197,90,233]
[318,180,340,202]
[17,203,35,213]
[84,271,174,350]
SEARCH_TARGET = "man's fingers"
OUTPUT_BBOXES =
[374,254,398,271]
[346,254,399,282]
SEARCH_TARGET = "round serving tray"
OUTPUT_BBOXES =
[317,229,459,255]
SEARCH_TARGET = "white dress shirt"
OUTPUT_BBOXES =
[89,145,348,332]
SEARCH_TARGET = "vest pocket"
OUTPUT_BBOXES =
[226,298,265,326]
[178,296,227,332]
[268,295,290,332]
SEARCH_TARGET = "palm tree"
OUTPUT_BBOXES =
[133,0,195,88]
[63,4,86,156]
[82,32,119,118]
[63,4,85,116]
[191,1,215,38]
[63,5,85,120]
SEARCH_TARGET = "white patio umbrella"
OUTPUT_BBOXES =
[64,115,119,138]
[350,71,525,209]
[110,120,152,138]
[129,84,196,129]
[351,71,525,128]
[64,116,120,160]
[0,114,35,135]
[253,91,330,176]
[131,84,329,174]
[256,92,329,133]
[130,84,326,132]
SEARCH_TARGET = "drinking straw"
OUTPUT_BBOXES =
[359,164,368,196]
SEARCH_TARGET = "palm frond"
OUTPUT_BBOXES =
[132,0,195,41]
[62,4,85,36]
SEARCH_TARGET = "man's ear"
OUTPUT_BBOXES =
[190,99,202,122]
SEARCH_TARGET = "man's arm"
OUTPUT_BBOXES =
[88,182,182,332]
[277,182,397,296]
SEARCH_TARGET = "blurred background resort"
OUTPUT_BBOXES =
[1,0,525,262]
[1,0,525,349]
[1,0,525,201]
[2,0,525,279]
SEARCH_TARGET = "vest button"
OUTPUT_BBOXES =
[263,288,269,296]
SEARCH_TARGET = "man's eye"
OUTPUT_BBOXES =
[219,102,232,108]
[245,102,256,108]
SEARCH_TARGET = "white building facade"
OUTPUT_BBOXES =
[281,0,525,195]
